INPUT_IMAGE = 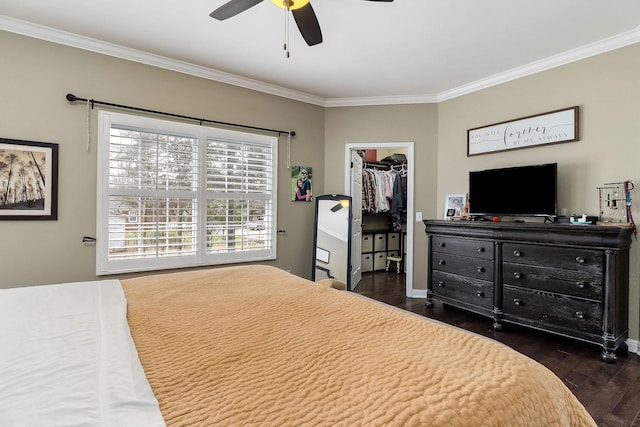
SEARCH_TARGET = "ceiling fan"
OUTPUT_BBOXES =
[210,0,394,47]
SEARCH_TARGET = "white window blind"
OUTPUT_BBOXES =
[97,111,277,275]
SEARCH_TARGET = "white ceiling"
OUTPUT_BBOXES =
[1,0,639,106]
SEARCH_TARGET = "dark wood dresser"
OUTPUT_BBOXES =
[423,220,633,362]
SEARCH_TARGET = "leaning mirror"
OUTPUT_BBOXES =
[311,194,353,291]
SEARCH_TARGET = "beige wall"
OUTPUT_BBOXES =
[2,29,639,341]
[0,31,325,286]
[437,43,640,340]
[324,104,439,293]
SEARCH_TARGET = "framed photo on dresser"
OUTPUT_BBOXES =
[444,193,466,219]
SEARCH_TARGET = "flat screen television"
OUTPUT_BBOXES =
[468,163,557,217]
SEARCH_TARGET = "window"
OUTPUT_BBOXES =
[97,111,277,274]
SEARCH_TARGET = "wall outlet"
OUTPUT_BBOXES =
[416,212,423,221]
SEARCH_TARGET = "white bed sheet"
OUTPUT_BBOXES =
[0,280,165,427]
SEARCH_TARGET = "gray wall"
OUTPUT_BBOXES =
[0,30,325,286]
[437,43,640,341]
[323,45,640,341]
[2,29,639,342]
[324,104,439,297]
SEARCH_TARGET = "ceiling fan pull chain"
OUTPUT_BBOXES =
[284,6,291,58]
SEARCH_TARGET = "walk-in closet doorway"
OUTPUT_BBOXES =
[344,143,415,297]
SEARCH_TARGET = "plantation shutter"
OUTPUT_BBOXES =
[97,111,277,275]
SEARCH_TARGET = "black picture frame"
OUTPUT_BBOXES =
[0,138,59,220]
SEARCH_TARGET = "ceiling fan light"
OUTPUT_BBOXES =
[271,0,310,10]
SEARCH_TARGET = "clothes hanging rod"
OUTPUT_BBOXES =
[65,93,295,136]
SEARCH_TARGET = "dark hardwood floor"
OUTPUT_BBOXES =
[354,271,640,427]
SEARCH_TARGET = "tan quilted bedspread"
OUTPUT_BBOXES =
[121,265,596,427]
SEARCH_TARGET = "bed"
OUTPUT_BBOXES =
[1,265,595,426]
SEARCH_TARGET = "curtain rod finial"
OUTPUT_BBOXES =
[290,131,296,137]
[66,93,77,102]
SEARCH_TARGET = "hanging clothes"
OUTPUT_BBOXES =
[389,165,407,231]
[362,166,406,216]
[363,168,389,212]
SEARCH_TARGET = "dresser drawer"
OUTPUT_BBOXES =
[502,243,603,274]
[502,263,602,299]
[432,253,493,281]
[503,285,602,335]
[432,271,493,310]
[432,236,493,260]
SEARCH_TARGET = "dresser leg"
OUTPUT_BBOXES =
[617,342,629,354]
[425,291,434,308]
[601,350,617,364]
[492,308,503,331]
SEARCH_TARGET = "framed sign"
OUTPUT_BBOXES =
[0,138,59,220]
[467,106,579,156]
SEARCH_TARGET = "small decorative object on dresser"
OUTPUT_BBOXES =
[444,193,466,219]
[423,220,633,363]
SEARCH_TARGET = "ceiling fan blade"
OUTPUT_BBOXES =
[292,3,323,46]
[210,0,264,20]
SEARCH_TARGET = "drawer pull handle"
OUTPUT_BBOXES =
[438,260,446,265]
[576,281,586,289]
[513,250,521,257]
[476,291,484,298]
[575,311,585,319]
[477,266,485,273]
[437,281,445,287]
[513,298,522,306]
[438,242,446,247]
[477,247,485,253]
[576,256,585,264]
[513,272,521,279]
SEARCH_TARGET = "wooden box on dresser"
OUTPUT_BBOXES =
[423,220,633,363]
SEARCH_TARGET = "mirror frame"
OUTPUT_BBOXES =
[311,194,353,291]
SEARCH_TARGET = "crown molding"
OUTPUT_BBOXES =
[326,25,640,106]
[325,93,438,108]
[436,24,640,103]
[0,15,326,107]
[2,15,639,108]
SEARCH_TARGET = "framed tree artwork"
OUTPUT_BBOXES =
[0,138,59,220]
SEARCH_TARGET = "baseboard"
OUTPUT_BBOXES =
[626,338,640,355]
[411,289,427,299]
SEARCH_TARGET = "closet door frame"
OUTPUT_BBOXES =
[344,142,415,298]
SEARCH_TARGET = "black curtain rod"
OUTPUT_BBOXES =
[65,94,295,137]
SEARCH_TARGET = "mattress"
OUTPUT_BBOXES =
[0,280,165,426]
